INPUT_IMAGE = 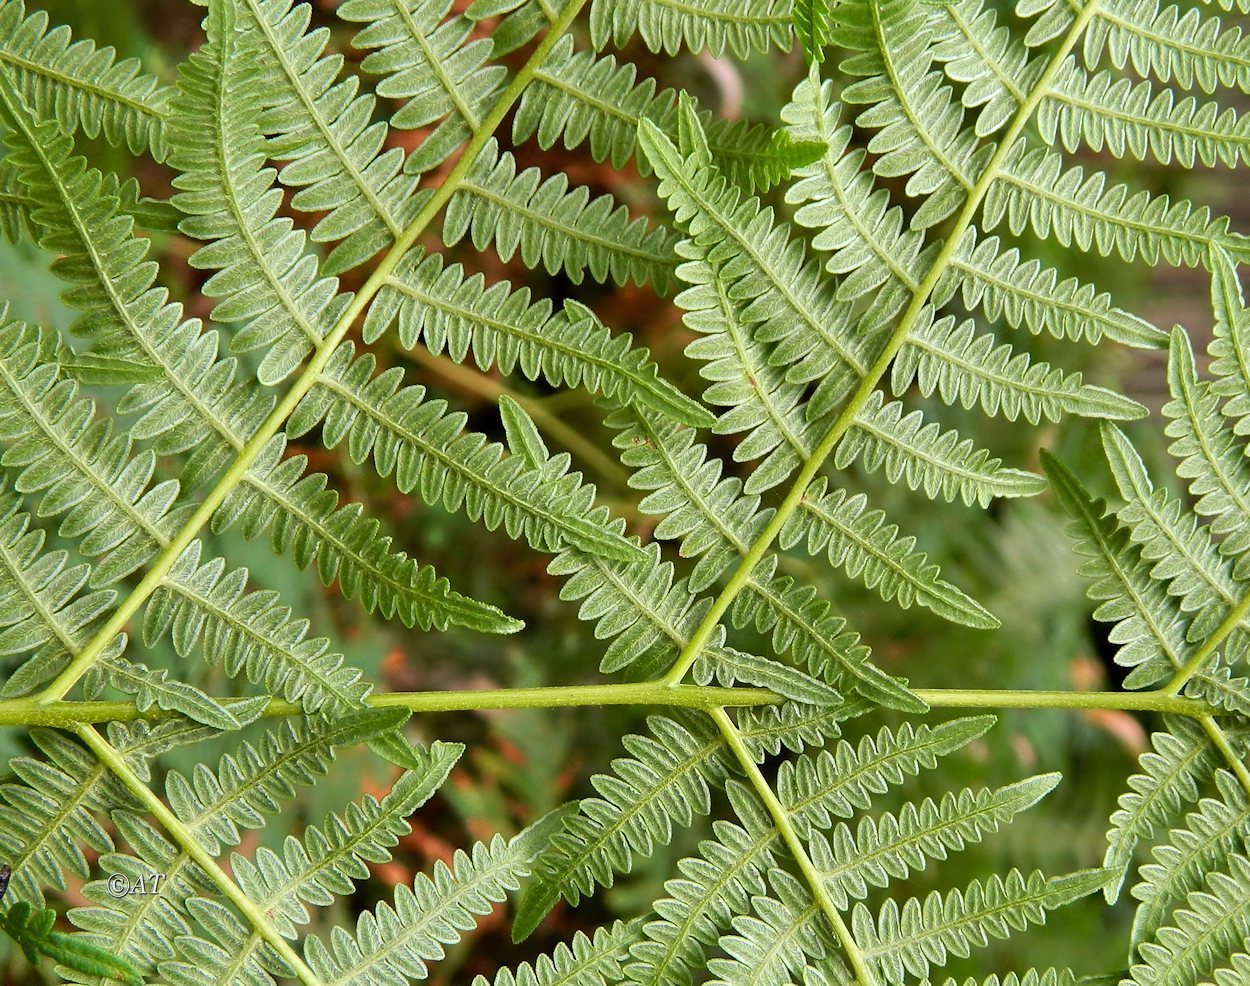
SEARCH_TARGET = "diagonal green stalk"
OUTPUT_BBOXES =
[35,0,591,705]
[711,707,878,986]
[1165,590,1250,693]
[1200,715,1250,797]
[74,724,326,986]
[660,0,1104,687]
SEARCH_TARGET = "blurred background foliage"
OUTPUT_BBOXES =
[1,0,1245,981]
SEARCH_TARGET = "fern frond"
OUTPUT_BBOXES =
[160,745,461,984]
[893,312,1146,425]
[446,140,679,289]
[0,490,117,696]
[1207,954,1250,986]
[815,775,1062,909]
[937,230,1166,349]
[1208,246,1250,435]
[479,922,637,986]
[1042,63,1250,169]
[706,867,837,986]
[69,812,215,976]
[625,783,780,986]
[838,392,1046,508]
[0,158,34,244]
[62,714,404,979]
[339,0,507,172]
[1129,770,1250,952]
[731,572,922,709]
[1189,661,1250,716]
[608,405,770,590]
[0,319,187,587]
[638,118,868,419]
[233,0,419,274]
[607,405,919,706]
[466,0,556,58]
[692,645,843,706]
[1104,718,1218,902]
[990,146,1250,267]
[1043,450,1194,689]
[778,717,995,838]
[514,712,733,940]
[1129,848,1250,986]
[288,343,642,562]
[1163,326,1250,557]
[2,16,500,640]
[2,716,245,911]
[834,0,984,223]
[589,0,793,58]
[793,0,832,62]
[0,86,187,368]
[165,711,405,856]
[83,655,240,732]
[783,476,996,626]
[1088,0,1250,95]
[0,899,141,985]
[145,540,376,715]
[930,0,1042,138]
[550,539,712,676]
[724,128,826,193]
[519,38,819,188]
[238,745,458,932]
[212,440,520,634]
[674,236,817,493]
[925,972,1076,986]
[0,435,362,720]
[366,250,711,427]
[304,828,544,985]
[740,706,868,766]
[171,14,340,387]
[782,70,930,331]
[0,0,170,158]
[854,868,1106,983]
[0,727,128,908]
[1100,423,1248,642]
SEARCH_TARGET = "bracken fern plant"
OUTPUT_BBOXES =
[0,0,1249,982]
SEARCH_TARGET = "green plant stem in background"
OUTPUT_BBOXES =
[0,686,1222,728]
[74,724,326,986]
[712,707,879,986]
[408,346,631,487]
[33,0,592,707]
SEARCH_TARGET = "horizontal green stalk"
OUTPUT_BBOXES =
[913,689,1218,715]
[0,686,1221,728]
[0,683,782,726]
